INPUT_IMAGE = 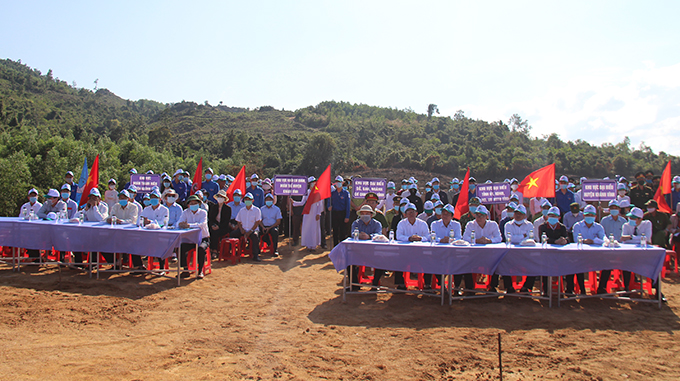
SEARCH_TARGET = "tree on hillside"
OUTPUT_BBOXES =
[509,113,531,136]
[427,104,439,118]
[295,132,336,176]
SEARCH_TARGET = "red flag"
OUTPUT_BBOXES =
[78,155,100,207]
[303,165,331,215]
[518,163,556,198]
[190,158,203,196]
[226,165,246,202]
[454,168,470,220]
[653,160,672,213]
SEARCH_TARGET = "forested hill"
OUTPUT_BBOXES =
[0,58,677,215]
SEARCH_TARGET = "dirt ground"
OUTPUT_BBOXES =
[0,238,679,381]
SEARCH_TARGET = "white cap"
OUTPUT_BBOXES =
[559,175,568,182]
[617,183,626,190]
[212,175,219,181]
[307,176,316,183]
[431,177,440,183]
[28,188,39,196]
[548,206,560,216]
[89,188,101,197]
[218,174,227,181]
[628,207,644,219]
[251,174,259,180]
[619,199,631,208]
[475,205,489,215]
[583,205,597,215]
[174,169,184,177]
[399,197,409,205]
[514,204,527,214]
[46,189,60,198]
[424,201,434,210]
[334,175,344,182]
[387,181,395,188]
[608,199,619,207]
[673,176,680,184]
[541,199,552,208]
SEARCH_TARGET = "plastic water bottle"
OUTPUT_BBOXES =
[353,227,359,241]
[506,231,512,247]
[529,229,534,241]
[78,211,84,225]
[541,232,548,248]
[577,233,583,249]
[430,231,436,245]
[449,229,455,245]
[21,208,28,220]
[470,230,475,245]
[389,230,394,243]
[641,233,647,249]
[29,210,35,221]
[609,233,615,248]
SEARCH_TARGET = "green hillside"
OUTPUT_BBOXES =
[0,58,677,216]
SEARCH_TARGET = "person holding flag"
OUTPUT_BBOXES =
[291,165,331,251]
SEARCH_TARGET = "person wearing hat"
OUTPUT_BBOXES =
[389,197,409,234]
[142,193,152,207]
[403,182,424,214]
[502,195,520,220]
[429,205,460,289]
[329,175,351,246]
[38,189,68,220]
[232,192,262,261]
[160,174,173,194]
[59,184,78,219]
[629,172,654,210]
[201,167,220,203]
[532,199,553,238]
[459,197,481,233]
[393,202,430,289]
[64,171,79,201]
[227,189,245,225]
[509,178,524,206]
[667,176,680,214]
[140,190,169,227]
[555,175,575,216]
[163,188,184,228]
[384,194,402,227]
[642,199,672,248]
[616,182,631,206]
[207,189,232,257]
[290,176,324,251]
[259,193,282,256]
[177,195,211,277]
[425,177,449,205]
[568,205,605,295]
[123,168,137,192]
[246,174,265,208]
[171,169,189,204]
[108,190,139,225]
[597,199,628,294]
[447,178,461,207]
[377,181,397,213]
[345,204,383,290]
[426,200,444,227]
[20,188,42,218]
[104,179,118,210]
[563,202,584,234]
[529,206,569,294]
[621,207,655,295]
[618,199,631,216]
[459,205,500,293]
[126,186,144,224]
[194,190,210,212]
[418,200,435,222]
[467,177,478,201]
[363,192,389,235]
[498,202,517,239]
[217,175,228,192]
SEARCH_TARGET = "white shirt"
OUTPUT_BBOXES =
[83,202,109,222]
[430,219,462,242]
[504,219,535,243]
[378,192,396,212]
[109,202,139,224]
[621,220,653,244]
[140,204,170,227]
[533,216,548,240]
[396,217,431,242]
[178,208,209,238]
[463,219,502,243]
[236,205,262,232]
[529,197,545,216]
[19,201,42,217]
[574,190,587,209]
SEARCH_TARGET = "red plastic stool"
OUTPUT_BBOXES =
[219,238,241,265]
[187,248,211,275]
[662,249,678,277]
[357,266,374,284]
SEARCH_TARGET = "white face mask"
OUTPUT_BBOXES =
[167,196,177,204]
[215,197,225,204]
[647,207,656,213]
[109,185,115,190]
[511,184,518,191]
[618,190,626,195]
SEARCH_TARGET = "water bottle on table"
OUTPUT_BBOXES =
[506,231,511,248]
[449,229,455,245]
[541,232,548,248]
[470,230,475,245]
[353,227,359,241]
[641,233,647,249]
[388,230,394,243]
[577,233,583,249]
[430,231,436,245]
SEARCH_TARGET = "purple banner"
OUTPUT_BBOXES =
[273,175,307,196]
[476,183,511,204]
[581,180,617,201]
[352,178,387,200]
[131,174,161,193]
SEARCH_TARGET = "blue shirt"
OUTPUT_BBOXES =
[667,189,680,212]
[201,180,220,203]
[330,188,351,219]
[350,218,383,238]
[430,219,462,241]
[227,201,245,221]
[166,203,183,227]
[68,183,78,201]
[572,220,605,244]
[562,211,583,231]
[246,185,265,208]
[555,189,575,215]
[600,214,627,241]
[172,180,188,202]
[261,204,283,227]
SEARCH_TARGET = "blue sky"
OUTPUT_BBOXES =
[3,1,680,154]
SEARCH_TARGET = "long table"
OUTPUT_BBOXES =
[329,240,666,307]
[0,217,202,285]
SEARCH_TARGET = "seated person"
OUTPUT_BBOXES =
[227,189,245,228]
[643,199,672,248]
[417,200,435,222]
[108,190,144,271]
[37,189,67,219]
[620,207,658,297]
[394,203,430,290]
[533,199,552,239]
[597,199,628,294]
[563,202,584,237]
[461,205,501,293]
[524,207,569,294]
[349,205,383,290]
[230,193,262,262]
[208,190,232,259]
[569,204,604,295]
[363,192,389,235]
[60,184,78,219]
[140,190,169,227]
[164,189,183,228]
[21,188,46,261]
[259,193,282,257]
[75,188,109,266]
[177,195,210,278]
[427,204,462,289]
[494,204,533,293]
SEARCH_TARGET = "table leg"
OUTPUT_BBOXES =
[96,252,100,280]
[195,243,198,278]
[658,277,662,309]
[342,267,347,302]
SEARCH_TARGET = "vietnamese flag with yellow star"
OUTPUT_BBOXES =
[518,163,555,198]
[303,164,331,214]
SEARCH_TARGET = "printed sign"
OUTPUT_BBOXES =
[476,183,511,204]
[130,174,161,193]
[581,180,617,201]
[273,175,308,196]
[352,178,387,200]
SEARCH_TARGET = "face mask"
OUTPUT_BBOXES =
[453,184,460,190]
[400,205,407,213]
[511,184,518,191]
[425,188,431,193]
[66,178,73,184]
[387,189,394,194]
[265,200,273,207]
[469,206,478,214]
[143,200,151,206]
[433,185,440,190]
[424,209,433,214]
[61,192,70,199]
[469,185,476,191]
[189,204,199,212]
[628,219,637,226]
[343,186,348,191]
[233,196,241,203]
[584,216,595,224]
[560,184,567,190]
[244,200,253,206]
[571,209,579,215]
[202,196,207,202]
[435,208,442,215]
[215,197,225,204]
[610,209,619,216]
[109,185,116,190]
[167,196,177,204]
[178,175,184,181]
[150,198,160,206]
[205,174,212,180]
[638,180,645,185]
[402,185,408,190]
[548,217,559,225]
[246,182,251,188]
[335,182,342,188]
[514,218,525,224]
[541,209,549,216]
[119,199,128,207]
[618,190,626,196]
[360,215,372,223]
[164,181,171,187]
[29,196,37,203]
[647,207,656,213]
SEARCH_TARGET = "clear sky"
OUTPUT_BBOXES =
[3,1,680,154]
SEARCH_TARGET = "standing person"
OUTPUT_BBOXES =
[533,199,553,239]
[570,205,605,295]
[246,174,265,208]
[171,169,188,204]
[448,178,461,207]
[405,183,424,214]
[104,179,118,210]
[555,175,575,216]
[330,175,351,246]
[459,197,481,231]
[177,195,210,278]
[629,172,654,210]
[427,177,449,204]
[201,167,220,203]
[390,198,408,234]
[160,174,173,194]
[385,194,401,227]
[232,193,262,262]
[260,193,282,257]
[667,176,680,213]
[597,200,628,294]
[377,181,397,213]
[290,193,304,247]
[64,171,78,201]
[616,183,631,205]
[292,177,324,251]
[208,190,232,259]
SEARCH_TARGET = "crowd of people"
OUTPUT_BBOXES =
[12,166,680,296]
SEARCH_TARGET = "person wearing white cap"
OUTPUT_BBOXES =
[227,188,245,225]
[246,174,265,208]
[64,171,79,201]
[616,182,631,206]
[259,193,282,257]
[59,184,78,219]
[426,200,444,227]
[572,177,587,210]
[555,175,575,216]
[82,188,109,222]
[509,178,524,206]
[525,206,570,294]
[20,188,42,218]
[498,202,517,239]
[504,205,533,244]
[123,168,137,191]
[37,189,67,220]
[329,175,351,246]
[569,204,604,295]
[597,199,628,294]
[502,194,520,220]
[377,181,396,213]
[291,176,323,251]
[233,192,262,261]
[393,203,430,289]
[428,177,449,205]
[104,178,119,210]
[201,167,220,203]
[177,195,211,277]
[533,199,552,239]
[108,190,139,225]
[448,178,461,207]
[458,205,500,293]
[417,200,435,222]
[216,174,228,192]
[171,169,189,203]
[139,189,169,227]
[194,190,209,212]
[431,204,462,243]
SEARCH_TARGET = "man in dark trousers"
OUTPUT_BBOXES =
[329,175,351,246]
